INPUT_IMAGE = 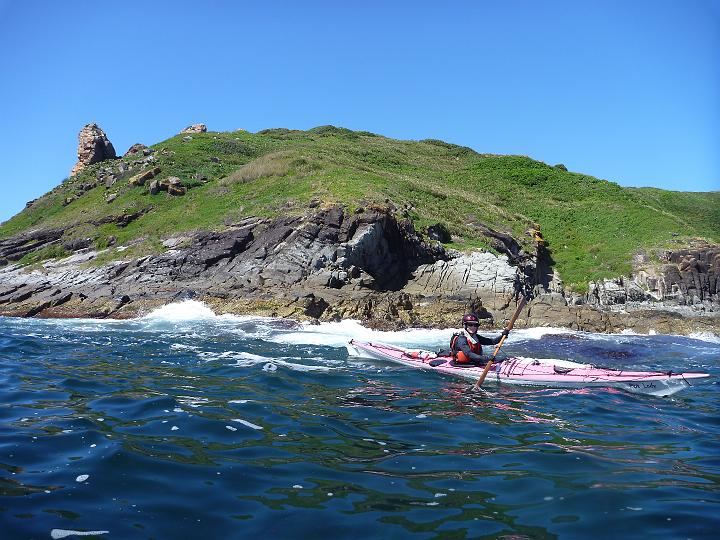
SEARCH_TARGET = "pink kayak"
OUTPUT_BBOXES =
[346,340,710,397]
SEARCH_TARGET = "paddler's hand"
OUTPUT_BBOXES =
[501,328,510,337]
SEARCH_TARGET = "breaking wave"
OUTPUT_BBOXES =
[5,300,715,348]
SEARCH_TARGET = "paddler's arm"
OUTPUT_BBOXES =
[477,329,508,346]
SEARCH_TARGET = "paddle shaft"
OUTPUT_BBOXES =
[474,296,528,388]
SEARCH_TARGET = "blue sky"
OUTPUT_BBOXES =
[0,0,718,222]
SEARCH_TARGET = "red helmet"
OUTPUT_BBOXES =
[462,313,480,325]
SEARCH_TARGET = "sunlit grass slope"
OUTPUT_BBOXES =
[2,126,717,291]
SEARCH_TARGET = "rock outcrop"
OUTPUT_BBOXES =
[587,277,651,306]
[0,205,717,334]
[129,167,161,187]
[123,143,149,157]
[70,123,117,176]
[582,242,720,308]
[0,229,64,266]
[158,177,186,196]
[636,243,719,305]
[182,124,207,134]
[405,252,519,310]
[0,206,447,322]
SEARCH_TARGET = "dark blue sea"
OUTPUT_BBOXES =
[1,301,718,540]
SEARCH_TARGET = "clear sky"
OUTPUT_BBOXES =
[1,0,718,222]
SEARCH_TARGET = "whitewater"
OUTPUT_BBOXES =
[0,300,718,539]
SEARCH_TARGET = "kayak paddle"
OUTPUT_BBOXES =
[474,295,529,389]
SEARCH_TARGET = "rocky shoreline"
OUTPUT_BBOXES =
[1,204,718,335]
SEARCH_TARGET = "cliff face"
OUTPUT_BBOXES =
[0,205,717,334]
[639,244,719,305]
[0,205,445,319]
[584,243,719,309]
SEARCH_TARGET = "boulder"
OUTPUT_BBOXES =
[157,176,186,196]
[123,143,148,157]
[182,124,207,134]
[104,174,120,188]
[62,238,91,252]
[70,123,117,176]
[129,167,161,187]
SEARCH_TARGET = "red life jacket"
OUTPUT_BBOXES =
[450,332,482,363]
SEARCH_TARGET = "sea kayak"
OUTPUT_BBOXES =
[346,340,710,397]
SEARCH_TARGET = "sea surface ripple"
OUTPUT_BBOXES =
[1,301,718,539]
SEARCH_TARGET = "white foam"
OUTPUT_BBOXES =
[510,327,582,341]
[271,319,456,349]
[203,350,333,372]
[170,343,200,351]
[618,328,643,336]
[139,300,279,327]
[275,359,331,372]
[8,297,715,350]
[177,396,210,408]
[232,418,263,430]
[226,351,268,362]
[272,320,594,350]
[688,332,720,344]
[142,300,217,322]
[51,530,109,539]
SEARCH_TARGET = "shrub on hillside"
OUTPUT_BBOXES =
[257,128,308,140]
[420,139,477,157]
[309,125,358,139]
[212,139,258,157]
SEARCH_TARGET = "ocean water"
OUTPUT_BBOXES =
[0,301,718,540]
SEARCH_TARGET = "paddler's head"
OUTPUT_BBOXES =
[462,313,480,335]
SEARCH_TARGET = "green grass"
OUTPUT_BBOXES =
[18,244,68,266]
[1,126,717,291]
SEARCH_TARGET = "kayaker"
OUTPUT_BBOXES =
[450,313,508,366]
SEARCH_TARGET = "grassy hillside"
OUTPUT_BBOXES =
[2,126,718,291]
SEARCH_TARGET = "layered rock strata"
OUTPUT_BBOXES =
[0,206,717,334]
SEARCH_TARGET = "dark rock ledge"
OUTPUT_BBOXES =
[0,205,718,335]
